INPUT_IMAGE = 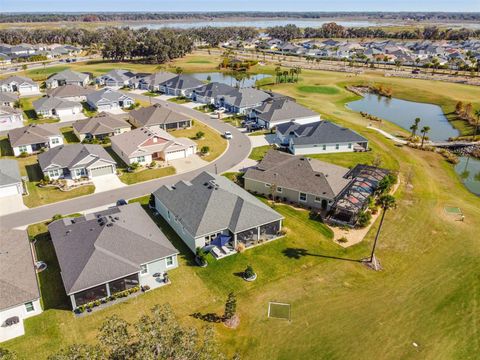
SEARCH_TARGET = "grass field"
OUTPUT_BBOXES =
[2,54,480,359]
[249,145,271,161]
[297,85,341,95]
[120,166,176,185]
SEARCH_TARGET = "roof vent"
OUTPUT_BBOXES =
[106,223,113,227]
[114,216,119,220]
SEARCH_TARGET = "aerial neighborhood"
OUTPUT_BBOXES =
[0,9,478,359]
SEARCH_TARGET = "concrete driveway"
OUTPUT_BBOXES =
[0,194,27,216]
[92,174,126,193]
[168,155,208,174]
[58,113,87,123]
[249,133,277,148]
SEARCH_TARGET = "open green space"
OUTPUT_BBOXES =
[167,96,191,104]
[297,85,340,95]
[59,126,79,143]
[249,145,272,161]
[120,166,176,185]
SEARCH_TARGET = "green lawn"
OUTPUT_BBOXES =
[81,102,97,117]
[142,91,160,97]
[249,145,272,161]
[167,96,191,104]
[59,126,79,143]
[222,115,244,127]
[297,85,341,95]
[119,166,176,185]
[194,104,215,113]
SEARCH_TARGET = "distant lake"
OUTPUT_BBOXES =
[191,72,270,88]
[455,156,480,196]
[128,19,390,30]
[346,94,459,141]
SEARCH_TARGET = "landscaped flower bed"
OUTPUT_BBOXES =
[74,286,141,315]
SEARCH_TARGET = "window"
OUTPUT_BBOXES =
[19,145,28,152]
[49,168,61,177]
[335,144,339,150]
[322,145,326,150]
[277,187,283,193]
[109,273,139,295]
[25,302,34,312]
[137,156,145,163]
[114,128,121,134]
[140,264,148,275]
[166,256,174,267]
[348,143,352,149]
[51,137,60,144]
[314,196,322,202]
[299,193,307,202]
[75,168,85,176]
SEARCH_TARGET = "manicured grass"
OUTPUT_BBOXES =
[173,121,227,162]
[249,145,271,161]
[59,126,79,143]
[222,115,244,127]
[23,180,95,208]
[81,102,97,117]
[119,166,176,185]
[18,96,59,124]
[297,85,340,95]
[26,65,69,81]
[167,96,191,104]
[186,59,212,64]
[142,91,159,97]
[194,104,215,113]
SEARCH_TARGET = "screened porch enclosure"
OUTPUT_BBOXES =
[235,220,282,248]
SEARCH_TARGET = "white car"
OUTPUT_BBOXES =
[224,131,233,139]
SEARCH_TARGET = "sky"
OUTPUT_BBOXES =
[1,0,479,13]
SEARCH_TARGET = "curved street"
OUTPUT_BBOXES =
[0,94,252,228]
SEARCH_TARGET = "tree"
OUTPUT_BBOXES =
[224,292,237,320]
[0,348,18,360]
[48,344,106,360]
[420,126,431,147]
[98,315,131,360]
[455,101,464,115]
[368,194,397,266]
[410,117,421,138]
[474,109,480,141]
[175,66,184,74]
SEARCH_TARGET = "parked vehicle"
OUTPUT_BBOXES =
[116,199,128,206]
[224,131,233,139]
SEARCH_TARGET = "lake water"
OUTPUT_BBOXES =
[346,94,459,141]
[455,156,480,196]
[129,19,389,30]
[191,72,270,88]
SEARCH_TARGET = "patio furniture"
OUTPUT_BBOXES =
[211,247,223,259]
[221,246,231,255]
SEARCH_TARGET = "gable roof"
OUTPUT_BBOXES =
[46,84,94,98]
[253,98,318,124]
[46,69,89,83]
[110,127,195,158]
[153,171,283,237]
[97,69,135,83]
[0,159,21,186]
[277,120,368,146]
[73,112,130,136]
[38,144,115,171]
[87,88,132,105]
[0,92,19,103]
[192,82,236,99]
[135,72,177,87]
[48,203,179,294]
[244,150,350,199]
[8,123,60,148]
[129,103,189,127]
[33,96,81,112]
[220,87,271,108]
[0,105,22,116]
[0,75,36,86]
[160,74,204,90]
[0,228,40,310]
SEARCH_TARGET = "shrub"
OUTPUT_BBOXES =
[196,247,207,264]
[235,242,246,253]
[357,211,372,228]
[129,162,140,170]
[200,146,210,154]
[19,151,29,158]
[52,214,62,221]
[195,131,205,139]
[337,236,348,243]
[150,160,157,168]
[244,265,255,278]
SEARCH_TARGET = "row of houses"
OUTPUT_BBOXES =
[0,43,81,64]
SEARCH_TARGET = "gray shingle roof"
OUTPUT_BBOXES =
[0,159,21,186]
[46,69,89,84]
[8,123,60,148]
[160,74,204,90]
[33,96,81,112]
[46,84,94,98]
[0,75,36,86]
[72,112,130,136]
[244,150,350,199]
[48,203,179,294]
[253,98,318,124]
[0,228,40,310]
[193,82,236,99]
[277,120,368,146]
[129,103,189,127]
[220,88,271,108]
[86,88,132,105]
[153,171,283,237]
[38,144,115,171]
[96,69,135,83]
[0,92,19,103]
[135,72,177,87]
[0,105,22,116]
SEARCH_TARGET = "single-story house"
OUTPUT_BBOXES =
[73,112,131,142]
[48,203,179,310]
[217,88,271,115]
[0,106,24,132]
[159,74,204,97]
[86,88,135,111]
[0,92,18,107]
[0,76,40,96]
[45,70,90,89]
[95,69,136,89]
[0,159,24,198]
[111,127,197,165]
[46,84,95,102]
[276,121,369,155]
[129,72,177,92]
[0,228,42,342]
[8,123,63,156]
[250,98,320,129]
[38,144,117,180]
[244,150,350,211]
[190,82,236,105]
[32,96,83,118]
[129,104,192,131]
[153,171,284,255]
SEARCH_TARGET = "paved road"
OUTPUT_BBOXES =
[0,94,252,228]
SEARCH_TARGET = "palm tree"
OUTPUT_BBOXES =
[420,126,430,147]
[410,117,421,138]
[474,109,480,141]
[368,194,396,267]
[295,66,301,82]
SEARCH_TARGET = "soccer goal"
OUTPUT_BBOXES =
[267,302,291,321]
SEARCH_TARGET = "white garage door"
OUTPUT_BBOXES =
[0,184,21,197]
[97,104,112,111]
[90,165,114,177]
[56,108,74,116]
[165,149,187,161]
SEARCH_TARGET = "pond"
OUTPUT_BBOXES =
[191,72,271,88]
[455,156,480,196]
[346,93,459,142]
